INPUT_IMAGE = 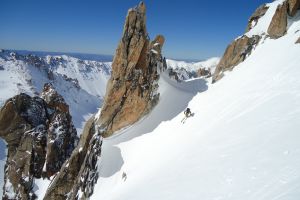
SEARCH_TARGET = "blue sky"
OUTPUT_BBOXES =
[0,0,267,60]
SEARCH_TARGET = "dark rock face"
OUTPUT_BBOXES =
[296,37,300,43]
[212,35,260,82]
[268,1,288,38]
[167,68,200,82]
[0,84,78,199]
[287,0,300,16]
[168,68,181,82]
[246,4,269,32]
[197,68,212,78]
[97,2,165,137]
[44,117,101,200]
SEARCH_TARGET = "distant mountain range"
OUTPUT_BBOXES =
[4,49,114,62]
[2,49,205,63]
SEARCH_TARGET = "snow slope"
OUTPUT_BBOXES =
[92,8,300,200]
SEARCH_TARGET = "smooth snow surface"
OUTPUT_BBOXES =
[92,12,300,200]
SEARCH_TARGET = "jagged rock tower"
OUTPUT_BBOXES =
[43,2,164,199]
[97,1,164,137]
[0,84,78,199]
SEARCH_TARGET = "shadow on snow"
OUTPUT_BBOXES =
[99,72,208,178]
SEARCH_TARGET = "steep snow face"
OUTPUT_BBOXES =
[45,55,110,98]
[92,9,300,200]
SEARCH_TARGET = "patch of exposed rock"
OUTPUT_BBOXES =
[43,2,165,199]
[287,0,300,16]
[197,68,212,78]
[212,0,300,83]
[97,2,165,137]
[212,35,260,82]
[43,117,101,200]
[0,83,78,199]
[296,36,300,43]
[246,4,269,32]
[268,1,288,38]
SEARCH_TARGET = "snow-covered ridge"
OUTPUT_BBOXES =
[166,57,220,81]
[166,57,220,72]
[0,50,111,132]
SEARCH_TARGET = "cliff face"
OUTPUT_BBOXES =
[0,83,78,199]
[288,0,300,16]
[97,2,165,137]
[267,1,288,38]
[212,0,300,83]
[246,4,269,33]
[212,35,260,82]
[43,2,165,199]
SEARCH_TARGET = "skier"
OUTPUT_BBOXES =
[184,108,192,117]
[181,107,193,123]
[122,172,127,181]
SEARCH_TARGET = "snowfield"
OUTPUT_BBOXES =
[92,9,300,200]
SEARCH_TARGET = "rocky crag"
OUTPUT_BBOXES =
[213,0,300,83]
[97,2,165,137]
[43,2,165,199]
[0,83,78,199]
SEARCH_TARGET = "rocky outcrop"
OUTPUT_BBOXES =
[212,35,260,82]
[296,37,300,43]
[97,2,164,137]
[197,68,211,78]
[43,2,164,199]
[287,0,300,16]
[44,117,101,200]
[0,84,78,199]
[212,0,300,83]
[246,4,269,32]
[168,68,180,82]
[268,2,288,38]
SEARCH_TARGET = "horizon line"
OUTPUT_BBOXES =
[1,48,214,62]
